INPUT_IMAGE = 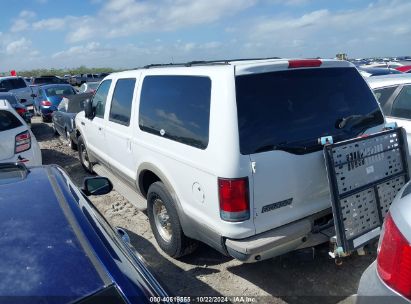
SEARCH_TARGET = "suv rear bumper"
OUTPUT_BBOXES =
[225,211,331,263]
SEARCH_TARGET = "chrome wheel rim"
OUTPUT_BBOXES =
[153,198,172,242]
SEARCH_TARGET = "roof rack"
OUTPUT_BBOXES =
[143,57,282,69]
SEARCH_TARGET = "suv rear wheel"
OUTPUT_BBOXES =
[147,182,197,258]
[78,135,93,173]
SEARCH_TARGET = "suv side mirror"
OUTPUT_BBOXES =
[84,98,94,119]
[82,177,113,196]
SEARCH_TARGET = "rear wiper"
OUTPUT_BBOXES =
[336,114,363,129]
[336,111,381,130]
[253,142,309,154]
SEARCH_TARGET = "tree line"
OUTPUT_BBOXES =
[2,66,120,77]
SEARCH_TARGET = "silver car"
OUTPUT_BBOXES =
[357,181,411,303]
[367,74,411,151]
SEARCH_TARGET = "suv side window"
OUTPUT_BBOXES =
[139,75,211,149]
[391,85,411,119]
[92,80,112,119]
[109,78,136,126]
[10,78,27,89]
[373,86,398,114]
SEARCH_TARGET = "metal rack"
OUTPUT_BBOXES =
[324,128,410,253]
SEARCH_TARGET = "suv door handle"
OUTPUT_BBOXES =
[81,122,85,126]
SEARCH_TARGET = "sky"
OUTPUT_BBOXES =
[0,0,410,71]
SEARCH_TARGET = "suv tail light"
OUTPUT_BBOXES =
[377,213,411,300]
[15,130,31,153]
[288,59,322,68]
[41,100,52,106]
[218,177,250,222]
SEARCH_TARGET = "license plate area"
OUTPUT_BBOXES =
[324,128,410,252]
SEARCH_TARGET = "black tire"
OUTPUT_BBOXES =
[52,123,59,136]
[66,129,78,150]
[147,182,197,258]
[78,135,93,173]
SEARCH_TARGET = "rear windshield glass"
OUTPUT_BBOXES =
[45,87,75,97]
[0,110,22,131]
[236,67,384,155]
[0,78,26,90]
[34,77,58,84]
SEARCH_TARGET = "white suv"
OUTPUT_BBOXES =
[0,99,42,166]
[75,58,386,262]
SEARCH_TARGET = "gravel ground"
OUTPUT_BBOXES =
[31,116,377,304]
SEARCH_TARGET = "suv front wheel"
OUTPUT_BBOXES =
[147,182,197,258]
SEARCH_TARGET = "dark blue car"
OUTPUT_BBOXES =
[33,84,77,122]
[0,163,169,303]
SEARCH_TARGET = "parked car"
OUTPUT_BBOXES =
[69,74,83,86]
[63,74,72,81]
[78,81,99,93]
[0,99,41,166]
[0,162,169,302]
[367,74,411,150]
[31,75,68,85]
[361,62,404,69]
[0,92,32,124]
[52,92,93,149]
[75,58,386,262]
[0,76,35,108]
[358,67,403,77]
[70,74,108,86]
[357,180,411,303]
[34,84,77,122]
[23,77,32,86]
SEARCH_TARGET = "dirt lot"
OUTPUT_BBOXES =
[31,116,377,304]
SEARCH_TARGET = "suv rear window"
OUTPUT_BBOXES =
[236,67,384,155]
[0,110,22,131]
[0,78,27,91]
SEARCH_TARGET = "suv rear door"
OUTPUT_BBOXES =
[235,65,385,234]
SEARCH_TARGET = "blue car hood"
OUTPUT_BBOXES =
[0,167,108,301]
